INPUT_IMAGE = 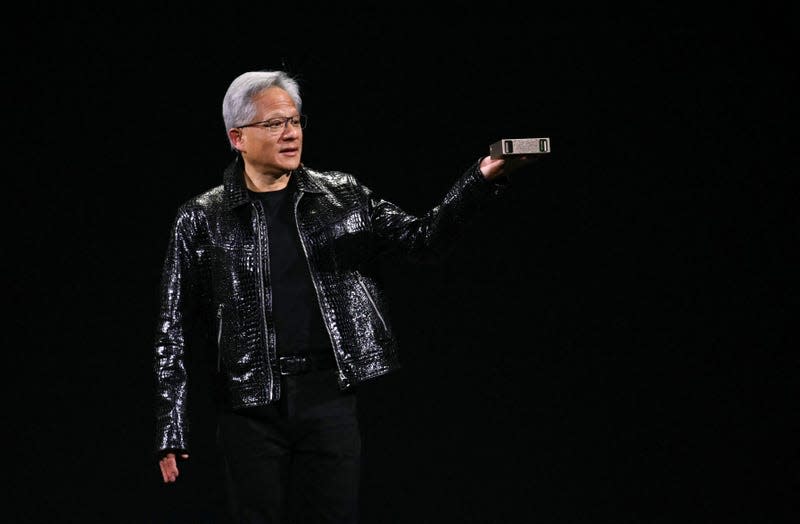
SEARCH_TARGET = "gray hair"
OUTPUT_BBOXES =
[222,70,303,150]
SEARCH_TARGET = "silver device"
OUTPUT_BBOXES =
[489,137,551,158]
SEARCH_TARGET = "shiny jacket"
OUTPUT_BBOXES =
[154,155,508,453]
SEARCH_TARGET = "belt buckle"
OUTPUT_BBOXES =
[280,355,311,376]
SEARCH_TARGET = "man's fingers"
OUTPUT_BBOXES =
[159,453,180,483]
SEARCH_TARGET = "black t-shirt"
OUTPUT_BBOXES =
[248,183,331,357]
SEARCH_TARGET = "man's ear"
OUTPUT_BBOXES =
[228,128,243,150]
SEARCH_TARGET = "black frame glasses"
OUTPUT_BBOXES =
[236,115,307,133]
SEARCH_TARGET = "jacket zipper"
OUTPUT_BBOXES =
[253,201,275,390]
[293,193,343,375]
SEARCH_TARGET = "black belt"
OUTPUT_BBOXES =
[278,353,337,376]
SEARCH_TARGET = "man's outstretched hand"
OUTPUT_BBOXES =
[480,155,538,181]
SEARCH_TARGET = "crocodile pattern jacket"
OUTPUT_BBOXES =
[154,155,508,453]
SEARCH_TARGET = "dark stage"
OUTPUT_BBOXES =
[8,5,795,523]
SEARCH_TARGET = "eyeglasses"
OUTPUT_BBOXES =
[236,115,307,133]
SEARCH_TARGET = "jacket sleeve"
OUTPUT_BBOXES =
[153,207,199,455]
[368,158,509,263]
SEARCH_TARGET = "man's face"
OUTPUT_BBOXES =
[232,86,303,175]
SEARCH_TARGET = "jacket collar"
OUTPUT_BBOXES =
[222,154,324,210]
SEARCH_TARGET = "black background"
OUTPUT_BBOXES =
[8,4,796,523]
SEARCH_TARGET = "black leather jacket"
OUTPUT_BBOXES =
[154,155,507,453]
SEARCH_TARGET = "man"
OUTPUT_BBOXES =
[153,70,533,523]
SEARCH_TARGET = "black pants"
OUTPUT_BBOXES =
[217,369,361,524]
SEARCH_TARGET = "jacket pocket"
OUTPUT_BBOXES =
[216,303,224,372]
[357,276,388,334]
